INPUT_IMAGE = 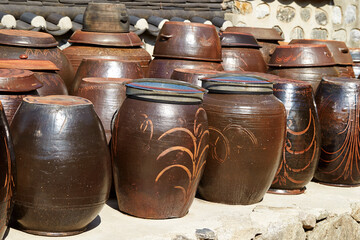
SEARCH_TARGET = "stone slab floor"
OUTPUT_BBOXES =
[5,182,360,240]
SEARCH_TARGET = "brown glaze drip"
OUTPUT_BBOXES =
[24,95,92,106]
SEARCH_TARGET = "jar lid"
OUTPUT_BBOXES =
[225,27,284,41]
[69,31,143,47]
[350,48,360,62]
[201,73,273,93]
[0,68,43,92]
[0,29,58,48]
[219,32,261,48]
[125,78,207,103]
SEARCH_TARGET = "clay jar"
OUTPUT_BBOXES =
[225,27,283,64]
[11,95,111,236]
[220,32,267,72]
[74,77,130,143]
[0,29,74,90]
[111,79,208,219]
[149,21,223,78]
[71,58,143,94]
[0,68,42,124]
[62,31,151,77]
[171,68,221,86]
[350,48,360,78]
[0,101,15,239]
[290,39,355,78]
[268,78,321,194]
[0,59,68,96]
[268,44,339,92]
[315,77,360,186]
[198,73,286,205]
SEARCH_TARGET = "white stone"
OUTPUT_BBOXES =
[350,29,360,43]
[256,3,270,19]
[299,212,316,230]
[332,29,347,42]
[350,202,360,222]
[332,6,342,25]
[345,5,357,24]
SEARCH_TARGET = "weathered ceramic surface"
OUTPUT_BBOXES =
[11,95,111,236]
[82,3,129,33]
[0,69,42,92]
[75,77,130,143]
[198,74,286,205]
[0,101,15,240]
[153,21,221,61]
[269,78,321,194]
[171,68,221,87]
[315,77,360,186]
[71,58,143,94]
[148,58,223,79]
[221,47,267,72]
[33,72,68,96]
[112,79,208,219]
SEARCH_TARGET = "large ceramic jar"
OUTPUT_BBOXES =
[225,27,283,64]
[0,68,42,124]
[0,101,15,239]
[74,77,130,143]
[111,79,208,219]
[350,48,360,78]
[0,29,74,91]
[149,21,223,78]
[62,31,151,78]
[290,39,355,78]
[11,95,111,236]
[220,32,267,72]
[268,44,339,92]
[71,58,143,94]
[171,68,221,87]
[198,74,286,205]
[268,78,321,194]
[315,77,360,186]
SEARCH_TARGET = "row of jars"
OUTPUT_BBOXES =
[0,71,358,237]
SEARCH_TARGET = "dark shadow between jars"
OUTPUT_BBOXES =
[85,215,101,232]
[106,199,119,211]
[3,226,9,239]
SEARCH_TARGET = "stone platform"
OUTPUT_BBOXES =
[5,182,360,240]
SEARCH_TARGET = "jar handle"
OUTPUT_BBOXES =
[339,48,349,53]
[160,33,173,40]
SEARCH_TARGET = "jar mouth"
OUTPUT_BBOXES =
[125,78,207,103]
[200,73,273,94]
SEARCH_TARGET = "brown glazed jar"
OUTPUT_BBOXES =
[268,78,321,194]
[11,95,111,236]
[111,79,208,219]
[62,31,151,77]
[220,32,267,72]
[290,39,355,78]
[0,101,15,239]
[171,68,221,87]
[74,77,130,143]
[268,44,339,92]
[225,27,283,64]
[315,77,360,186]
[0,68,42,124]
[198,74,286,205]
[71,58,143,94]
[0,29,74,91]
[148,58,223,79]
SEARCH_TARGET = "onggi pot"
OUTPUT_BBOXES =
[111,79,208,218]
[315,77,360,186]
[198,73,286,204]
[11,95,111,236]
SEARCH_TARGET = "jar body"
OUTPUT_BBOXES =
[33,71,68,96]
[112,97,208,218]
[10,101,111,236]
[198,93,286,204]
[315,80,360,186]
[270,84,321,194]
[221,47,267,72]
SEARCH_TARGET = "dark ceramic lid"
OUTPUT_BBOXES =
[0,59,59,71]
[68,31,143,47]
[224,27,284,41]
[126,78,207,103]
[82,77,131,85]
[268,44,336,67]
[0,29,58,48]
[350,48,360,62]
[220,32,261,48]
[201,73,273,93]
[0,68,42,92]
[23,95,93,106]
[290,39,353,65]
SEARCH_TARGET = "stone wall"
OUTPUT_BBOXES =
[224,0,360,47]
